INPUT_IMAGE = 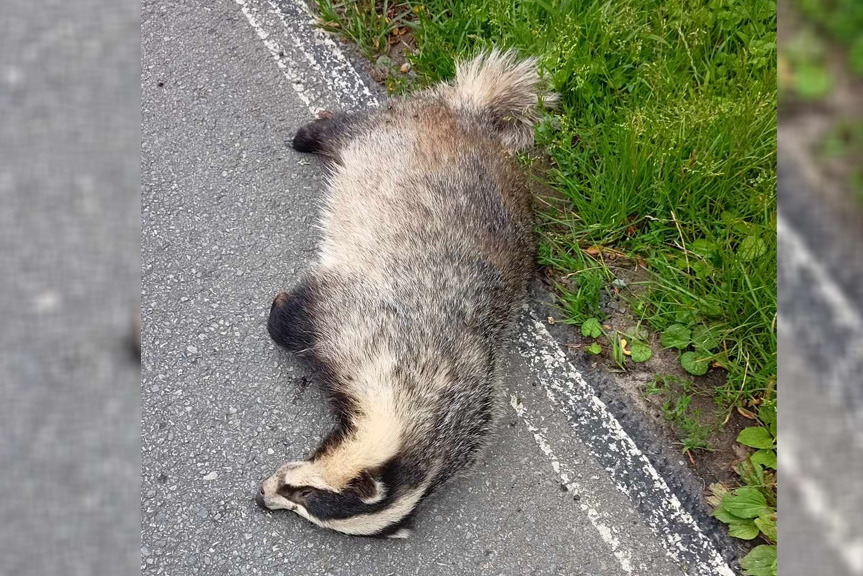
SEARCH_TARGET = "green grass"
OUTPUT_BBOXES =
[315,0,777,409]
[315,0,417,61]
[644,374,715,456]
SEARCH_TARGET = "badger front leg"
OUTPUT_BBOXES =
[267,278,317,353]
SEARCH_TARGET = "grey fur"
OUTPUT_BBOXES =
[259,50,555,537]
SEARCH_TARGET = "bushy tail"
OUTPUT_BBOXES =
[448,49,556,150]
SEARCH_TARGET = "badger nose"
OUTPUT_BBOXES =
[255,486,267,509]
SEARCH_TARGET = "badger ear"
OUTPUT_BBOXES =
[352,471,386,504]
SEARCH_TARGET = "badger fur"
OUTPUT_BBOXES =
[257,50,555,538]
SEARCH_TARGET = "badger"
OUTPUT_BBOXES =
[256,50,556,538]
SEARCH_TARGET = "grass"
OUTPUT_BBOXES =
[315,0,417,61]
[644,374,714,456]
[794,0,863,72]
[314,0,777,409]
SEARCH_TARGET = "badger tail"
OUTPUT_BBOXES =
[448,49,557,150]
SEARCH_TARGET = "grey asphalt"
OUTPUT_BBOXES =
[139,0,714,574]
[0,1,141,575]
[778,162,863,576]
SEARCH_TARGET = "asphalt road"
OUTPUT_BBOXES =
[0,1,141,575]
[140,0,735,574]
[778,163,863,576]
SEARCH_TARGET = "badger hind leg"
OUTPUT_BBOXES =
[291,112,362,162]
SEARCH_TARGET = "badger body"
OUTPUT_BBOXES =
[257,51,555,538]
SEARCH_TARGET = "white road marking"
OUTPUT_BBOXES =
[278,0,380,107]
[235,2,736,573]
[517,317,736,576]
[778,212,863,333]
[510,394,639,574]
[779,211,863,571]
[235,0,315,111]
[781,433,863,573]
[778,210,863,446]
[235,0,378,114]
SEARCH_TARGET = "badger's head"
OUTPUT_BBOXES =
[257,347,435,537]
[256,457,427,538]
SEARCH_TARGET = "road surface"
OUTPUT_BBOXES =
[778,163,863,576]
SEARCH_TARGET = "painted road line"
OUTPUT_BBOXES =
[235,0,378,114]
[778,212,863,333]
[510,394,640,574]
[779,209,863,574]
[236,1,735,573]
[781,432,863,574]
[778,211,863,441]
[517,314,735,576]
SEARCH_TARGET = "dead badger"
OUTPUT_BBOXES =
[256,50,555,538]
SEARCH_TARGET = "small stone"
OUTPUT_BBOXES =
[203,471,218,481]
[400,62,411,73]
[186,345,198,354]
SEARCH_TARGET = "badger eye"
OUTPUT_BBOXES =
[295,487,314,499]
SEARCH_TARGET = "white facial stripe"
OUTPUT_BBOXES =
[308,361,404,488]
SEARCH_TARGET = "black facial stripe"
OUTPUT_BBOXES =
[276,484,316,499]
[301,457,429,522]
[276,479,391,521]
[304,490,389,520]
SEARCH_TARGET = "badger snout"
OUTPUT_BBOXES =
[255,485,267,509]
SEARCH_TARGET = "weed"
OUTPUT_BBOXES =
[579,317,652,369]
[708,399,777,576]
[643,375,714,456]
[315,0,416,60]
